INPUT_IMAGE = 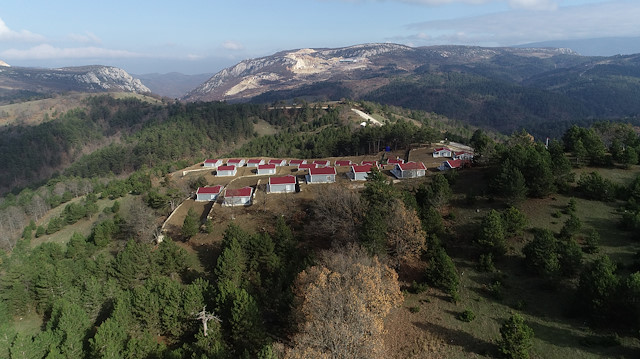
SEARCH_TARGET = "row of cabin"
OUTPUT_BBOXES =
[204,157,407,170]
[195,185,254,206]
[432,147,474,161]
[196,161,428,205]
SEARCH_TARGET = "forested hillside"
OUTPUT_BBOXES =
[1,118,640,358]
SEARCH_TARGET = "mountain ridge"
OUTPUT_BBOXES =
[0,64,150,101]
[183,43,580,103]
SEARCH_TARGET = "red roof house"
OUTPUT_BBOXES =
[267,175,297,193]
[246,159,265,167]
[204,159,222,167]
[308,166,337,183]
[269,159,287,166]
[257,164,277,175]
[335,160,352,166]
[350,164,376,181]
[223,187,253,206]
[227,158,246,167]
[433,147,453,158]
[313,159,331,167]
[288,159,307,167]
[216,165,237,177]
[391,162,427,179]
[196,185,223,201]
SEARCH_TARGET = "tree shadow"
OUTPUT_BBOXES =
[412,321,496,357]
[524,320,640,359]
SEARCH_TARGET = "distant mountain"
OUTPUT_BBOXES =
[184,43,640,137]
[515,37,640,57]
[134,72,213,98]
[0,65,150,103]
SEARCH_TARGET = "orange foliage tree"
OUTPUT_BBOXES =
[286,246,403,359]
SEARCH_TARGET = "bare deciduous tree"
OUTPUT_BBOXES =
[307,186,363,245]
[386,199,426,265]
[125,198,159,243]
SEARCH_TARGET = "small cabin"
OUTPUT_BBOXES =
[223,187,253,207]
[267,175,297,193]
[196,185,223,201]
[227,158,246,167]
[288,159,307,167]
[453,151,474,161]
[433,147,452,158]
[438,159,468,171]
[391,162,427,179]
[217,165,237,177]
[268,159,287,167]
[335,160,352,167]
[257,164,277,175]
[350,164,375,181]
[246,159,265,167]
[308,166,337,183]
[313,159,331,167]
[203,159,222,168]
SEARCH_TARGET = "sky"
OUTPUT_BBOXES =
[1,0,639,74]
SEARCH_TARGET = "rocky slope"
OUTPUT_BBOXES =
[183,43,579,102]
[0,65,150,95]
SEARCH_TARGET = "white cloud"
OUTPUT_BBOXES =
[402,1,640,46]
[68,31,102,44]
[0,17,45,42]
[222,41,244,51]
[1,44,143,60]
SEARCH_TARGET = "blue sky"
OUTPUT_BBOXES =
[1,0,638,74]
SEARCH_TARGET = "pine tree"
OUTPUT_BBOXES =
[498,313,534,359]
[182,208,199,240]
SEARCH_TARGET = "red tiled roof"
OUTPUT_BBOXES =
[361,160,378,166]
[309,166,336,175]
[335,160,352,166]
[398,162,426,170]
[269,159,286,165]
[227,158,243,164]
[298,163,316,170]
[352,164,374,173]
[289,159,305,165]
[258,164,276,170]
[313,160,330,166]
[269,175,296,185]
[446,160,463,168]
[225,187,253,197]
[204,159,220,164]
[387,158,404,164]
[197,185,222,194]
[217,165,236,171]
[434,147,451,152]
[247,159,263,164]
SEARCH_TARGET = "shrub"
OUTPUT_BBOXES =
[458,309,476,322]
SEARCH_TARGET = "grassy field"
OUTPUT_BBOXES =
[382,165,640,358]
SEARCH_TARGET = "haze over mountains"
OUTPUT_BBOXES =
[4,40,640,139]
